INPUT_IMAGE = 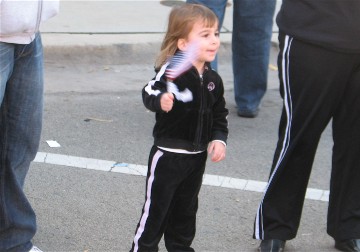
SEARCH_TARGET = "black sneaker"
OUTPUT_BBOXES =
[258,239,285,252]
[335,239,360,251]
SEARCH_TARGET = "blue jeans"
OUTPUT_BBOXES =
[232,0,276,114]
[0,34,44,252]
[186,0,276,113]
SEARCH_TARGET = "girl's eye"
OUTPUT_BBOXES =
[215,32,220,37]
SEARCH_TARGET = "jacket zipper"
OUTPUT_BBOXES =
[194,74,205,150]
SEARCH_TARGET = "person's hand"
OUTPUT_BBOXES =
[208,141,226,162]
[160,92,174,113]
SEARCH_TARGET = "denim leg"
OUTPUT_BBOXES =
[232,0,276,113]
[0,34,44,252]
[186,0,227,71]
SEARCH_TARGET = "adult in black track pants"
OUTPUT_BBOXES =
[253,1,360,252]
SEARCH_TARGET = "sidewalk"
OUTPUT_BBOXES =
[40,0,281,64]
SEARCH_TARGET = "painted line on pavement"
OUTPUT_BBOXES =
[34,152,329,202]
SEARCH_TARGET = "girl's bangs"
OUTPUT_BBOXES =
[201,15,217,28]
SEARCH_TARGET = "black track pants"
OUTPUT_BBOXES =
[254,33,360,241]
[131,146,207,252]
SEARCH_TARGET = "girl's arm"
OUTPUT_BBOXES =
[142,65,169,112]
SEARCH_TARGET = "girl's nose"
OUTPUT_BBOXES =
[212,36,219,44]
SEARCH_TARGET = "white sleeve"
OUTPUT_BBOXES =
[41,0,60,22]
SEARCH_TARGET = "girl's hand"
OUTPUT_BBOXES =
[208,141,226,162]
[160,92,174,112]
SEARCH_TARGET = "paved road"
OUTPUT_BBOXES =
[24,1,337,251]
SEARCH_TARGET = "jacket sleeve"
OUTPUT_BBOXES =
[211,77,229,144]
[142,65,168,112]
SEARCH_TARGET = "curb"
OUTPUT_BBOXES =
[42,33,278,65]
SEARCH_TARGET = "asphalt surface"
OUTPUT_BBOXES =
[24,1,336,251]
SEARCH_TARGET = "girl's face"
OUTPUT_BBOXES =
[179,19,220,73]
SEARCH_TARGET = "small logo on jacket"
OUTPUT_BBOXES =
[207,82,215,91]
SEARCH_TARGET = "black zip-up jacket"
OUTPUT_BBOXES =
[142,62,228,152]
[277,0,360,53]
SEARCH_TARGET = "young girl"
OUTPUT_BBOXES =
[130,4,228,252]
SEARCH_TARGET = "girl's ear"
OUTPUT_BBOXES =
[177,38,187,51]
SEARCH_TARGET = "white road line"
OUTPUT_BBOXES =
[34,152,330,202]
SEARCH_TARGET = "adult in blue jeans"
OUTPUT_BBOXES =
[186,0,276,118]
[0,1,59,251]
